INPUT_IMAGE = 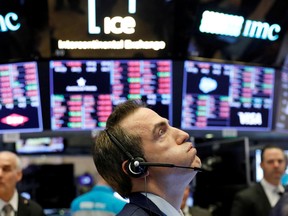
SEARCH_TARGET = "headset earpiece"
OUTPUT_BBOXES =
[125,157,148,178]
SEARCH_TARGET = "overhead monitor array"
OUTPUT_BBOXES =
[0,58,282,134]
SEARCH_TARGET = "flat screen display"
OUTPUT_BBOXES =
[194,137,251,216]
[274,55,288,132]
[181,60,275,131]
[0,0,49,60]
[48,0,175,59]
[176,0,288,66]
[0,61,43,133]
[49,59,172,131]
[15,137,65,154]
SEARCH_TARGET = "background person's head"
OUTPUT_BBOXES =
[260,144,287,185]
[0,151,23,202]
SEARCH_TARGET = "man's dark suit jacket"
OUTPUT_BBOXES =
[230,182,271,216]
[117,193,166,216]
[17,196,45,216]
[270,192,288,216]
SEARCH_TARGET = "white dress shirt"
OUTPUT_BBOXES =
[261,178,284,207]
[142,192,184,216]
[0,191,19,216]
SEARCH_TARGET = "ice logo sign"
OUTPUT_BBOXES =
[238,112,262,125]
[88,0,137,34]
[199,77,217,93]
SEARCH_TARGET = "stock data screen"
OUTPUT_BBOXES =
[0,61,43,133]
[181,60,275,131]
[50,59,172,131]
[274,56,288,132]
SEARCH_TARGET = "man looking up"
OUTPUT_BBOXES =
[93,100,202,215]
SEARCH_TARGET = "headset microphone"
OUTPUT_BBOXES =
[105,129,204,178]
[136,161,205,172]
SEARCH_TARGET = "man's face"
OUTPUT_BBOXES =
[261,148,286,185]
[120,107,201,180]
[0,152,22,201]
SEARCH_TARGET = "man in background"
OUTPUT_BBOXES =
[70,171,127,216]
[0,151,45,216]
[230,144,287,216]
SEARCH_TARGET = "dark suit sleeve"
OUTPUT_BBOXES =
[230,183,271,216]
[230,192,253,216]
[18,197,46,216]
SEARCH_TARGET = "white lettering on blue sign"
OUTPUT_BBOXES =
[199,10,281,41]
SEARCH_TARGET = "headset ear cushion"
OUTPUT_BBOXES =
[125,157,148,178]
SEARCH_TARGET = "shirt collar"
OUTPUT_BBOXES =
[0,190,18,213]
[261,178,284,193]
[142,193,183,216]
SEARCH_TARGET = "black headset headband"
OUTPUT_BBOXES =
[105,129,148,177]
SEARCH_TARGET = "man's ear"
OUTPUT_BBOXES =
[121,160,130,175]
[16,170,23,182]
[122,160,149,178]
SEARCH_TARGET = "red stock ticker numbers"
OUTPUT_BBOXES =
[50,59,172,131]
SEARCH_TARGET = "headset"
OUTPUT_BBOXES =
[105,129,204,178]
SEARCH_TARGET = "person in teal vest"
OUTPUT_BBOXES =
[70,171,127,216]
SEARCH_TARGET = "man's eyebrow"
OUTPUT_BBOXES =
[152,119,169,135]
[1,164,12,169]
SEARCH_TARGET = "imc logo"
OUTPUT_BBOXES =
[88,0,137,34]
[0,12,21,32]
[199,10,281,41]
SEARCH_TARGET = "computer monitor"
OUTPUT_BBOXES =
[49,59,173,131]
[0,0,49,61]
[0,61,43,133]
[48,0,175,59]
[273,55,288,132]
[19,164,76,209]
[181,60,275,131]
[193,137,251,216]
[15,137,65,154]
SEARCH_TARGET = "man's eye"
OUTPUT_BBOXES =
[159,129,165,136]
[3,167,12,172]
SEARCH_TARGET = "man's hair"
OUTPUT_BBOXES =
[0,151,22,171]
[92,100,146,197]
[15,154,22,171]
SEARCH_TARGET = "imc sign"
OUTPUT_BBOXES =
[58,0,166,51]
[199,10,281,41]
[0,12,21,32]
